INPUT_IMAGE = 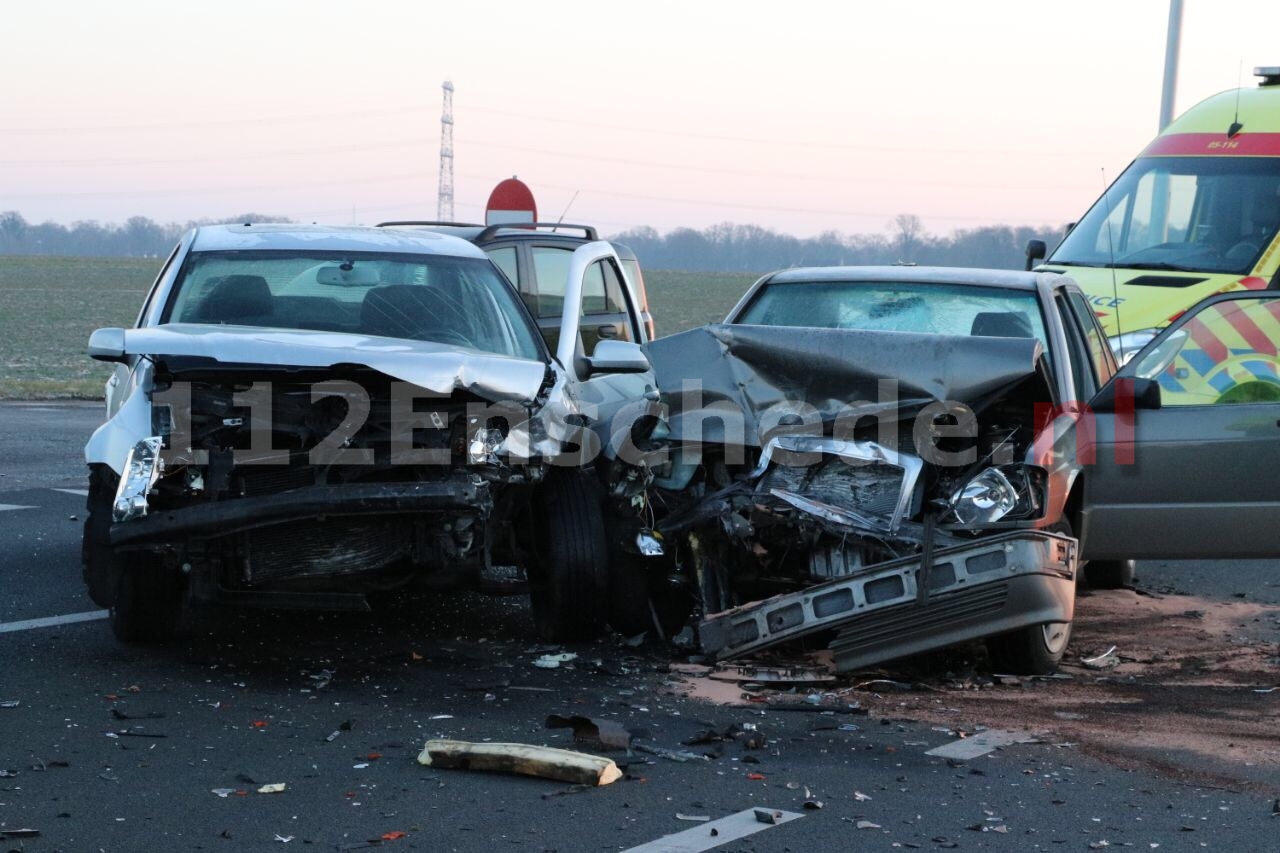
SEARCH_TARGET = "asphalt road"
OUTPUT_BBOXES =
[1,401,1277,852]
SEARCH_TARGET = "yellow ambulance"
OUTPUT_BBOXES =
[1039,66,1280,402]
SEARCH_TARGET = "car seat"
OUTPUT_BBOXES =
[191,275,274,325]
[360,285,471,345]
[971,311,1033,338]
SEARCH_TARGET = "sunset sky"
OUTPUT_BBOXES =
[3,0,1278,238]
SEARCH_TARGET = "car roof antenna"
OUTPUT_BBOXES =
[552,191,580,233]
[1228,59,1244,138]
[1100,167,1125,361]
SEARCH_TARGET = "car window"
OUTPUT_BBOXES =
[1056,294,1095,400]
[1065,291,1114,386]
[164,250,544,361]
[485,246,519,286]
[1134,295,1280,405]
[531,247,615,319]
[736,280,1052,366]
[1052,156,1280,275]
[136,242,182,327]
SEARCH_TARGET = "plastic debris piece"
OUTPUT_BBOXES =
[1081,646,1120,670]
[676,813,710,822]
[252,720,269,728]
[429,714,453,720]
[533,653,578,669]
[0,700,19,709]
[418,739,623,786]
[754,809,783,825]
[545,714,633,750]
[856,820,881,829]
[380,831,406,841]
[803,800,824,810]
[0,829,40,839]
[274,834,294,843]
[110,708,165,721]
[211,788,235,798]
[746,772,766,781]
[853,790,872,801]
[257,783,286,794]
[633,743,709,763]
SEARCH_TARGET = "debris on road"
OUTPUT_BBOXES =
[325,719,354,742]
[0,700,19,709]
[754,809,783,824]
[924,729,1037,760]
[110,708,166,720]
[257,783,286,794]
[533,653,577,669]
[211,788,236,798]
[633,742,711,763]
[274,834,294,843]
[708,661,834,684]
[675,813,710,822]
[417,739,623,786]
[545,714,633,750]
[0,829,40,840]
[1080,645,1120,670]
[855,820,881,829]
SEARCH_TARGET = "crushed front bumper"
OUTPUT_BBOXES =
[110,479,490,547]
[697,531,1077,672]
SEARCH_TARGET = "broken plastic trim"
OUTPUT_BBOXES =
[750,435,923,533]
[113,436,164,522]
[698,531,1077,664]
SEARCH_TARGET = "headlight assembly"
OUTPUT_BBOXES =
[949,467,1017,525]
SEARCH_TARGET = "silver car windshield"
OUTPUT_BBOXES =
[163,251,545,361]
[736,280,1051,353]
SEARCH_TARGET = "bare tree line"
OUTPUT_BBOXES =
[0,210,1062,272]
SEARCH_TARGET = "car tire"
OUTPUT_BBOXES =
[83,465,123,608]
[110,557,184,643]
[1084,559,1135,590]
[528,470,609,641]
[986,620,1072,676]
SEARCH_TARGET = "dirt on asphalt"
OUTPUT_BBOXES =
[673,587,1280,793]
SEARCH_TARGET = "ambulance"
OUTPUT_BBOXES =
[1038,66,1280,401]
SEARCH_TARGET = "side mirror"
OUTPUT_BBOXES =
[1092,377,1162,413]
[587,339,650,375]
[1024,239,1047,271]
[88,327,128,363]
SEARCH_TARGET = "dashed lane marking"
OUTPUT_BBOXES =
[0,610,109,634]
[52,488,90,497]
[621,808,803,853]
[0,505,36,512]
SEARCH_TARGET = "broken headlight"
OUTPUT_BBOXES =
[113,436,164,522]
[948,465,1046,525]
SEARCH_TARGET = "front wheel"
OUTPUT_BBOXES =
[527,471,610,641]
[1084,559,1135,590]
[986,621,1072,675]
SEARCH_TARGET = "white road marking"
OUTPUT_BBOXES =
[0,610,108,634]
[925,729,1037,760]
[621,808,803,853]
[52,488,90,497]
[0,505,36,512]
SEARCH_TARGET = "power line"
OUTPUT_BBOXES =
[0,105,424,134]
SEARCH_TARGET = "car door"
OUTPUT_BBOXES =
[556,243,654,444]
[530,245,640,353]
[1080,291,1280,559]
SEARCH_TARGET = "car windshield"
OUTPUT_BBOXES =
[736,279,1051,351]
[163,250,544,361]
[1050,156,1280,274]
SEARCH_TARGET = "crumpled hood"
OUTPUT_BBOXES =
[643,324,1049,446]
[123,324,551,404]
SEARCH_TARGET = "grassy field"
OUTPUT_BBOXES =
[0,256,758,399]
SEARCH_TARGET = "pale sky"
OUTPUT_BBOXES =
[2,0,1277,238]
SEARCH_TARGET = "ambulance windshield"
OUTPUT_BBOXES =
[1051,156,1280,276]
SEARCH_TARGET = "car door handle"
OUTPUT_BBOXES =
[596,325,618,339]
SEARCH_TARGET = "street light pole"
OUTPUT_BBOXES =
[1158,0,1184,131]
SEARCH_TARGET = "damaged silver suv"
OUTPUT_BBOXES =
[83,224,654,642]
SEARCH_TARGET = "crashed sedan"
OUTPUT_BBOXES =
[83,224,654,642]
[629,267,1130,674]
